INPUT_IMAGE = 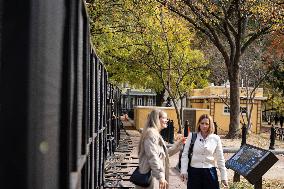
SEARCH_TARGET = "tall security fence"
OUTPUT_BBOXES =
[0,0,121,189]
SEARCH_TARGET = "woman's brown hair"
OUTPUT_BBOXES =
[196,114,215,134]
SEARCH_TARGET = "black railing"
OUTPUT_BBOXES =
[0,1,121,189]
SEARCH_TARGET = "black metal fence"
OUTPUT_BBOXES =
[0,0,121,189]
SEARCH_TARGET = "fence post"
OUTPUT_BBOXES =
[184,120,189,137]
[254,177,262,189]
[233,173,240,182]
[161,126,168,142]
[169,120,174,144]
[241,124,247,147]
[269,125,276,150]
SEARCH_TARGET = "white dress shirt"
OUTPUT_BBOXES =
[180,132,228,181]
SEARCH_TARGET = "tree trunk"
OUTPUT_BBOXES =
[179,96,184,134]
[227,65,240,138]
[172,99,182,134]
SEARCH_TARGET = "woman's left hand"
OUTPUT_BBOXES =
[221,180,228,187]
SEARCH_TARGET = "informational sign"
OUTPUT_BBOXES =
[226,144,278,184]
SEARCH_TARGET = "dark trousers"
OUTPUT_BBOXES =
[187,167,220,189]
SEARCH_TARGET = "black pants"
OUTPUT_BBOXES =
[187,167,220,189]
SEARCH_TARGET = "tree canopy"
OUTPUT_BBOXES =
[86,0,283,136]
[264,32,284,95]
[87,0,209,131]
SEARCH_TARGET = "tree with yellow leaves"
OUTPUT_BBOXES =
[87,0,209,132]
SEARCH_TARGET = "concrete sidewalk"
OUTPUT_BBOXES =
[168,152,187,188]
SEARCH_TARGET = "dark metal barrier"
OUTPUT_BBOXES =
[184,120,190,137]
[0,0,121,189]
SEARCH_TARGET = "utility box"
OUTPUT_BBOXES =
[225,144,279,184]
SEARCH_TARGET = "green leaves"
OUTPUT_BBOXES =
[87,0,208,94]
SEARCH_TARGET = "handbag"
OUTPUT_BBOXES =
[130,166,152,187]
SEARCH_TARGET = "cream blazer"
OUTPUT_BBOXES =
[135,128,182,189]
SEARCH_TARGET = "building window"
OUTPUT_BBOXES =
[224,106,230,114]
[223,106,247,114]
[148,98,153,106]
[137,98,143,106]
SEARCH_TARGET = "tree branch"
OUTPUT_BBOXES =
[184,2,230,64]
[241,26,271,54]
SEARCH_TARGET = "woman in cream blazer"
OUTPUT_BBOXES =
[135,109,183,189]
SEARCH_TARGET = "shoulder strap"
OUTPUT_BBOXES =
[191,132,197,144]
[188,132,197,159]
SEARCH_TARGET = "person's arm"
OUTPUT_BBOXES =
[167,138,183,157]
[214,136,228,186]
[180,133,192,178]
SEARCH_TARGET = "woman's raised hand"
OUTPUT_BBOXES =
[176,134,185,145]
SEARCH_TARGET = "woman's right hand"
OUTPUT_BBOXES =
[180,173,187,182]
[159,178,168,189]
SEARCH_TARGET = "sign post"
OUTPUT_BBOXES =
[225,144,278,189]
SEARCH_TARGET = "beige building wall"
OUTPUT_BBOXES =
[190,101,261,134]
[134,107,212,135]
[133,87,265,135]
[134,106,179,133]
[188,86,266,134]
[190,102,209,109]
[191,86,265,98]
[213,103,230,134]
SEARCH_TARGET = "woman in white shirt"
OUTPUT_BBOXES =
[180,114,228,189]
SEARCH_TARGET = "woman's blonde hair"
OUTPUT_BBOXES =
[196,114,215,134]
[138,109,167,155]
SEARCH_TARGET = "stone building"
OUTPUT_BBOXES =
[121,88,156,115]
